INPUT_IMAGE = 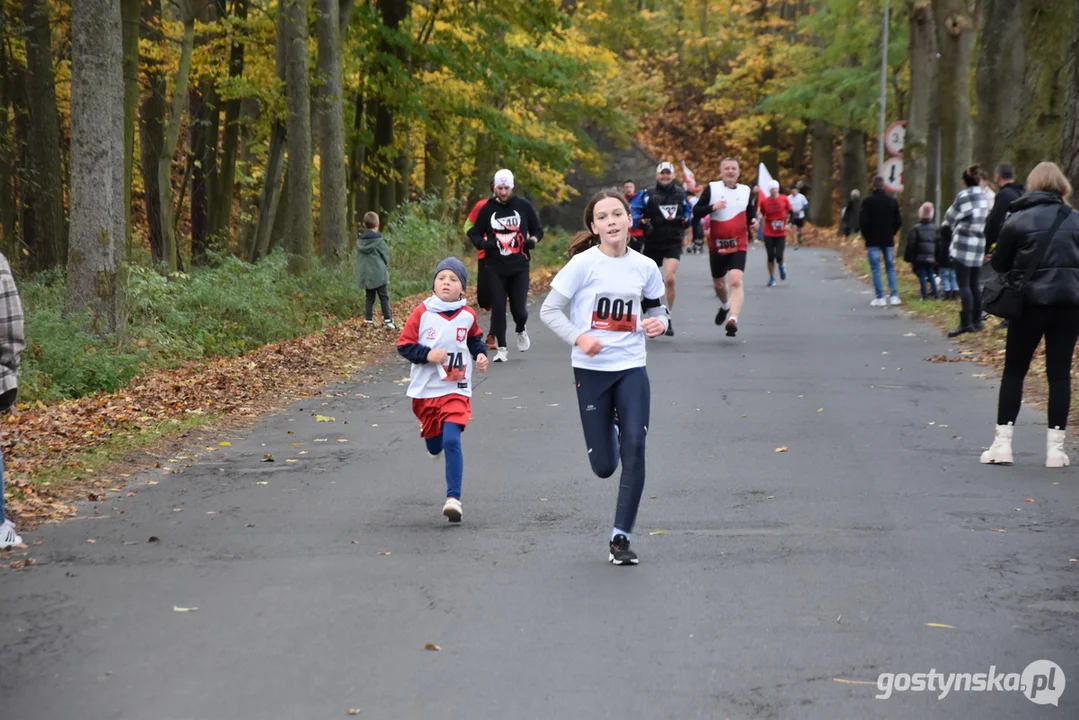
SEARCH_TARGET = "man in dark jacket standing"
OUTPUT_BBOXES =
[859,176,904,306]
[984,162,1025,255]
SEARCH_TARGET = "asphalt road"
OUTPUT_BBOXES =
[2,245,1077,719]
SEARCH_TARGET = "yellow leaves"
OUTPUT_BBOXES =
[424,643,441,651]
[314,415,335,423]
[925,623,956,629]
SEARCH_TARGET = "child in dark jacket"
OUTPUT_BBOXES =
[904,202,939,299]
[356,212,395,329]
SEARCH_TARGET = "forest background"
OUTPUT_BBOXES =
[0,0,1076,411]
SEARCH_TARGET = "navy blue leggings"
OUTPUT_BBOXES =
[425,423,463,499]
[573,366,651,534]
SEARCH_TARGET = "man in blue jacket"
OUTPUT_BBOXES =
[631,162,691,336]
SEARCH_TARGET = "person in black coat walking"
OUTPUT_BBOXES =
[858,177,903,306]
[903,202,939,299]
[984,161,1025,255]
[980,162,1079,468]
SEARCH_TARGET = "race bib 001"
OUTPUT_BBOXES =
[590,295,637,333]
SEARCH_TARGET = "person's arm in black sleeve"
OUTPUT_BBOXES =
[468,203,493,250]
[984,194,1009,252]
[692,186,712,223]
[526,201,543,242]
[398,343,432,364]
[467,334,487,359]
[990,217,1021,274]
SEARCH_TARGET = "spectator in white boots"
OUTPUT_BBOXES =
[0,251,24,549]
[980,162,1079,467]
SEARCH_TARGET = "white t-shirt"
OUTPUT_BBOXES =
[549,246,665,372]
[789,193,808,218]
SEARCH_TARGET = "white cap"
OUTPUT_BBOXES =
[656,162,675,174]
[769,180,780,191]
[493,169,514,189]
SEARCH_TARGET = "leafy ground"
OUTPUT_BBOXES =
[2,266,560,530]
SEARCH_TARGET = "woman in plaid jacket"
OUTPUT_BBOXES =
[0,251,24,549]
[943,164,992,337]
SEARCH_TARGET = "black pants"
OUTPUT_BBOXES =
[574,367,650,534]
[365,284,391,322]
[764,235,785,265]
[476,257,492,311]
[489,270,529,346]
[953,261,982,319]
[998,305,1079,428]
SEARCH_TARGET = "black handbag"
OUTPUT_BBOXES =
[983,205,1070,319]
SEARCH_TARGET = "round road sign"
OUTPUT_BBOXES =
[881,156,904,192]
[885,121,906,156]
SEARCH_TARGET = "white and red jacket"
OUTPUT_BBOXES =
[397,301,486,399]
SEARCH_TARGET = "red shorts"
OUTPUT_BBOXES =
[412,395,472,439]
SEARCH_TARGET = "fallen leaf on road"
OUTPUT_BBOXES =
[288,442,303,447]
[148,536,160,543]
[315,438,328,442]
[990,528,1006,533]
[649,530,667,535]
[939,424,949,428]
[924,623,955,629]
[218,441,231,447]
[378,551,391,556]
[1024,498,1034,503]
[86,539,96,543]
[315,415,335,422]
[817,408,824,413]
[337,439,349,443]
[298,450,309,455]
[903,332,916,337]
[836,615,842,623]
[547,403,559,407]
[1070,558,1077,563]
[347,710,362,716]
[881,351,889,355]
[255,481,269,485]
[774,446,788,453]
[285,459,299,464]
[766,495,776,500]
[262,454,275,462]
[425,643,441,651]
[371,424,378,428]
[502,396,518,400]
[173,606,198,612]
[539,498,549,502]
[172,508,182,512]
[832,678,876,685]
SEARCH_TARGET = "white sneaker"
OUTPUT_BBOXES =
[980,423,1014,465]
[1047,427,1070,468]
[0,519,22,550]
[516,330,530,352]
[889,295,902,306]
[870,297,886,307]
[493,347,509,362]
[442,497,462,522]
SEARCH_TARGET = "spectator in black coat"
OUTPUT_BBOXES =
[903,202,939,299]
[984,161,1025,255]
[858,177,903,306]
[981,162,1079,469]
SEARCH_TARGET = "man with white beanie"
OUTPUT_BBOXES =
[467,169,544,362]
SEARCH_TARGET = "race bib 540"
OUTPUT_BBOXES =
[590,295,637,333]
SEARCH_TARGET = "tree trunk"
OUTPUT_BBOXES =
[236,97,260,258]
[212,0,246,244]
[349,88,369,229]
[900,0,937,255]
[972,0,1023,170]
[934,0,976,205]
[316,0,348,263]
[790,124,808,179]
[424,117,447,198]
[139,0,166,265]
[189,81,217,265]
[283,0,313,274]
[0,4,16,253]
[67,0,126,333]
[1063,17,1079,193]
[838,128,867,211]
[157,0,200,272]
[809,120,834,226]
[370,0,410,214]
[122,0,140,261]
[1001,1,1078,178]
[23,0,67,271]
[759,121,779,181]
[250,5,289,262]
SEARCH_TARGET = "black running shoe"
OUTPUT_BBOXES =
[664,319,674,337]
[714,306,729,326]
[609,534,638,565]
[725,318,738,337]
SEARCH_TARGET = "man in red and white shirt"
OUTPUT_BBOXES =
[692,157,759,337]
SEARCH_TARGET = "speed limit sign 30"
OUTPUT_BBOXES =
[885,121,905,156]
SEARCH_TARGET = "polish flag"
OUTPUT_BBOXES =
[682,161,698,192]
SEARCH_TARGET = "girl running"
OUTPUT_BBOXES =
[540,190,669,565]
[397,258,489,522]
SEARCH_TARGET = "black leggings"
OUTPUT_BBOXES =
[574,367,650,534]
[954,261,982,319]
[998,306,1079,428]
[489,270,530,347]
[364,285,391,321]
[764,235,786,265]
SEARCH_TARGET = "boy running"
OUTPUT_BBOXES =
[397,258,489,522]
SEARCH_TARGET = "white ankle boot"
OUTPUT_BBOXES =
[981,423,1014,465]
[1046,427,1070,468]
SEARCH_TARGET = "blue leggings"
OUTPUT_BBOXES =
[425,423,463,499]
[573,366,651,534]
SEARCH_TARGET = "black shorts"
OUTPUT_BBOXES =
[790,217,805,228]
[710,251,747,278]
[643,244,682,266]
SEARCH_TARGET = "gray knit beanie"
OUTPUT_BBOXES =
[433,256,468,289]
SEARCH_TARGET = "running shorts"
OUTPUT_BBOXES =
[710,251,747,278]
[413,395,471,439]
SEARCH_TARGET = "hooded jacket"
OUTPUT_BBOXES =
[356,230,390,289]
[990,191,1079,307]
